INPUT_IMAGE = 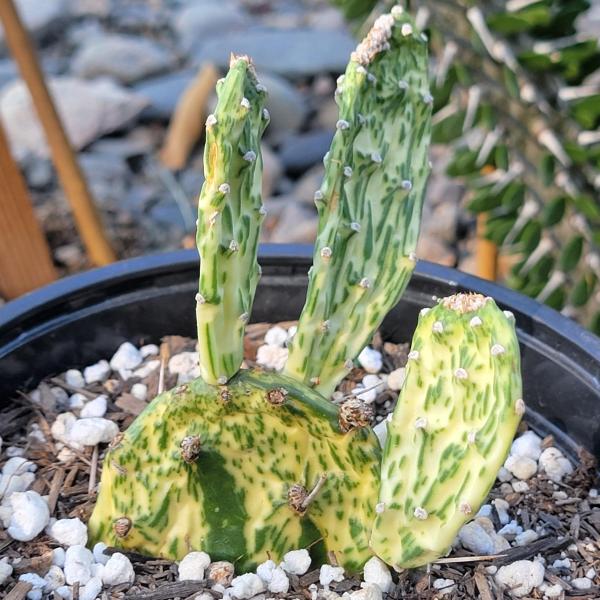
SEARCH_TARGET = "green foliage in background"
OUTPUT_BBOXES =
[335,0,600,334]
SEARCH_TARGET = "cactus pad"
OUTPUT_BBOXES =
[89,370,380,571]
[370,293,523,568]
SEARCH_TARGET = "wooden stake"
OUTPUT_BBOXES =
[475,213,498,281]
[0,120,57,299]
[0,0,116,266]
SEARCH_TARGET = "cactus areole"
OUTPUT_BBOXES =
[90,8,521,576]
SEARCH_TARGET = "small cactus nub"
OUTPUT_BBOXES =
[180,435,202,464]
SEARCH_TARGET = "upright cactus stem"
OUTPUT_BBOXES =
[371,293,523,568]
[285,7,433,397]
[196,55,269,385]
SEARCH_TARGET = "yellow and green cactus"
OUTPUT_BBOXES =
[284,8,433,398]
[88,370,380,571]
[196,55,269,386]
[370,293,523,568]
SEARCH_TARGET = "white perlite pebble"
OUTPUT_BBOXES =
[0,557,13,585]
[362,374,385,395]
[540,583,563,598]
[538,447,573,482]
[102,552,135,586]
[140,344,159,357]
[494,560,544,597]
[497,466,512,482]
[348,583,383,600]
[44,565,66,592]
[357,347,383,373]
[504,455,537,480]
[268,567,289,593]
[178,551,211,581]
[512,481,530,493]
[67,418,119,446]
[498,520,523,536]
[110,342,143,371]
[552,558,570,569]
[51,412,78,445]
[0,456,36,497]
[256,560,277,583]
[8,491,50,541]
[65,369,85,388]
[264,326,288,348]
[256,344,288,371]
[64,545,94,585]
[363,557,392,593]
[168,352,201,384]
[69,393,87,409]
[19,573,46,599]
[515,529,539,546]
[477,504,493,518]
[54,585,72,600]
[432,578,456,595]
[229,573,266,598]
[83,360,110,384]
[386,367,406,391]
[80,395,107,418]
[93,542,109,565]
[280,549,311,575]
[91,563,104,579]
[80,576,103,600]
[510,430,542,460]
[352,385,377,404]
[134,359,160,378]
[572,577,592,590]
[319,564,345,587]
[131,383,148,402]
[586,567,596,579]
[493,498,510,525]
[52,548,66,568]
[458,518,510,555]
[47,518,88,546]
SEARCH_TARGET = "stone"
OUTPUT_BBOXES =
[264,326,288,348]
[386,367,406,391]
[0,78,147,160]
[193,29,355,79]
[510,431,542,460]
[102,553,135,586]
[504,455,537,480]
[71,34,175,84]
[280,549,311,575]
[130,383,148,402]
[538,447,573,482]
[495,560,544,598]
[168,352,200,384]
[80,395,108,418]
[432,579,456,595]
[357,347,383,373]
[7,491,49,541]
[66,418,119,446]
[279,130,335,175]
[44,565,66,592]
[363,557,392,593]
[110,342,143,372]
[134,69,196,120]
[0,0,66,43]
[229,573,266,599]
[256,344,288,371]
[64,545,94,586]
[47,518,88,546]
[0,557,13,586]
[458,517,510,555]
[65,369,85,389]
[93,542,109,565]
[178,552,211,582]
[267,200,318,244]
[173,2,247,54]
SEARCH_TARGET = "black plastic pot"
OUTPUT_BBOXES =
[1,244,599,460]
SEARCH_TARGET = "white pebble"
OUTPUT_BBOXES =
[229,573,265,598]
[538,447,573,482]
[386,367,406,391]
[349,583,382,600]
[5,446,25,458]
[498,520,523,536]
[69,394,87,409]
[57,447,77,462]
[140,344,159,357]
[256,345,288,371]
[540,583,563,598]
[47,518,88,547]
[362,374,385,394]
[264,326,288,348]
[102,552,135,586]
[64,545,94,585]
[110,342,143,372]
[0,504,12,528]
[44,565,66,592]
[432,578,456,595]
[50,387,69,408]
[256,560,276,583]
[571,577,592,590]
[510,431,542,460]
[586,567,596,579]
[552,558,570,569]
[168,352,201,384]
[458,517,510,555]
[54,585,72,600]
[352,386,376,404]
[134,359,160,378]
[93,542,109,565]
[131,383,148,402]
[497,467,513,482]
[178,551,211,581]
[51,412,78,445]
[53,548,66,567]
[19,573,46,599]
[493,498,510,525]
[80,576,102,600]
[477,504,493,518]
[515,529,539,546]
[80,395,107,418]
[504,455,537,480]
[319,564,344,586]
[512,481,530,493]
[0,557,13,585]
[363,557,392,593]
[8,491,49,541]
[67,418,119,446]
[357,347,382,373]
[65,369,85,388]
[495,560,545,597]
[0,467,35,498]
[268,567,289,593]
[2,456,36,477]
[280,549,311,575]
[83,360,110,384]
[91,563,104,579]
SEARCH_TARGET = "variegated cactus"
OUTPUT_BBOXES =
[285,7,433,398]
[370,292,523,568]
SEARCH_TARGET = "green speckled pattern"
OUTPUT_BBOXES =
[196,56,268,385]
[371,294,523,568]
[89,369,381,572]
[284,9,433,398]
